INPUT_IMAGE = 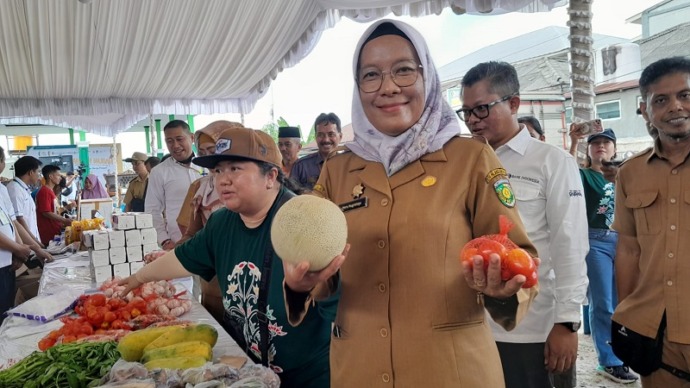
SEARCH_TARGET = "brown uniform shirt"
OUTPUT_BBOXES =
[612,142,690,344]
[123,175,147,209]
[293,137,537,387]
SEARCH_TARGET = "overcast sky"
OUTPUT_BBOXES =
[37,0,654,161]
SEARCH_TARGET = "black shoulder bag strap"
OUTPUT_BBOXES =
[257,189,296,367]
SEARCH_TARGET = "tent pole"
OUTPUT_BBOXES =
[112,135,120,210]
[79,131,90,177]
[155,119,163,158]
[187,114,195,133]
[144,126,151,154]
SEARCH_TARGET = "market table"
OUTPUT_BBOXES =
[0,251,248,368]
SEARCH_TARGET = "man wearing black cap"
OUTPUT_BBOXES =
[292,113,342,190]
[277,126,302,177]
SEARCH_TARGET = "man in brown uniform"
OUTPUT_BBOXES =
[123,152,148,212]
[613,56,690,387]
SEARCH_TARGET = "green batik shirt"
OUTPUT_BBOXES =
[175,187,337,383]
[580,168,615,229]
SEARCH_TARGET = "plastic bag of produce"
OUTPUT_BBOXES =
[5,288,82,322]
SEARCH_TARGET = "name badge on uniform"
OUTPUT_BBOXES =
[0,209,11,226]
[339,197,368,212]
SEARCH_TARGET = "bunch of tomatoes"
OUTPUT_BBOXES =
[38,293,147,350]
[460,215,538,289]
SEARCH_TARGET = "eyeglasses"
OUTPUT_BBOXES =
[357,61,423,93]
[456,95,514,122]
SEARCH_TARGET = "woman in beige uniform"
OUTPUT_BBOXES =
[282,20,538,387]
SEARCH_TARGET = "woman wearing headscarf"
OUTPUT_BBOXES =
[283,20,538,387]
[81,174,109,199]
[176,121,241,322]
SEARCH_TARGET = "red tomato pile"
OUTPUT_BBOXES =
[460,215,538,288]
[38,293,148,350]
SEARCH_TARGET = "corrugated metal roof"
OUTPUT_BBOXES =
[438,25,629,84]
[640,22,690,67]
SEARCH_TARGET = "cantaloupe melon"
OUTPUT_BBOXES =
[271,195,347,271]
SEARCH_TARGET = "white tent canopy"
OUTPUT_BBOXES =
[0,0,565,137]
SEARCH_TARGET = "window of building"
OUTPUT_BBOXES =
[564,107,572,125]
[595,100,621,120]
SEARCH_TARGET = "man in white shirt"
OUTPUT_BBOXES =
[460,61,589,388]
[7,156,43,243]
[144,120,203,250]
[0,147,32,324]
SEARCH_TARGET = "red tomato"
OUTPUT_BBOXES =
[38,337,56,351]
[504,248,538,288]
[88,294,107,307]
[460,238,507,271]
[103,311,117,323]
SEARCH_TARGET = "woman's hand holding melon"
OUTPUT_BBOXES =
[283,244,350,293]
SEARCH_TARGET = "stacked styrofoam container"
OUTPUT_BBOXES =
[85,212,158,284]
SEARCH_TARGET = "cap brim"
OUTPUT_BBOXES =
[588,134,616,143]
[193,154,267,168]
[124,158,134,162]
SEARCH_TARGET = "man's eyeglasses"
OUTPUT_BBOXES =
[357,61,423,93]
[456,95,515,122]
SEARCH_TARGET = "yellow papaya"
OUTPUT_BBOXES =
[143,356,207,370]
[143,323,218,352]
[141,340,213,364]
[117,325,186,361]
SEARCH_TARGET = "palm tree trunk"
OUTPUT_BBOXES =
[568,0,594,161]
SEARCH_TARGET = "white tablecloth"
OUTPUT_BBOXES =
[0,252,248,368]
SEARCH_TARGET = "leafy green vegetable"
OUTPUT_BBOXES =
[0,341,120,387]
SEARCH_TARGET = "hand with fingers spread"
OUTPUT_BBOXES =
[283,244,349,293]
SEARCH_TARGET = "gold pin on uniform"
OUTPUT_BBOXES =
[421,176,437,187]
[352,183,365,199]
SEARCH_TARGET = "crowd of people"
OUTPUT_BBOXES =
[1,18,687,388]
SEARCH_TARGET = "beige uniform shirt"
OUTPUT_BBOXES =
[300,137,538,387]
[612,142,690,343]
[123,175,147,208]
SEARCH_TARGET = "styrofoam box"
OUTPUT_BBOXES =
[127,245,143,262]
[134,213,154,229]
[113,263,130,278]
[112,214,136,231]
[130,261,145,274]
[142,243,158,256]
[109,247,127,265]
[125,229,142,247]
[139,228,158,245]
[89,249,110,267]
[84,230,110,250]
[93,265,113,284]
[108,229,125,248]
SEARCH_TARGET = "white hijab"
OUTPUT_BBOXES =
[347,19,461,176]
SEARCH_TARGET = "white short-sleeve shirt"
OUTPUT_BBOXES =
[6,178,39,240]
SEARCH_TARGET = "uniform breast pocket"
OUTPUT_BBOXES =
[624,191,660,235]
[511,181,543,215]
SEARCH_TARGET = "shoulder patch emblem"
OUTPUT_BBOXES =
[493,178,515,208]
[485,168,514,207]
[485,168,507,183]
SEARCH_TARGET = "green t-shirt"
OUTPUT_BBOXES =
[580,168,615,229]
[175,188,336,385]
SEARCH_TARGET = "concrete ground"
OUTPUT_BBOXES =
[575,332,642,387]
